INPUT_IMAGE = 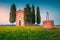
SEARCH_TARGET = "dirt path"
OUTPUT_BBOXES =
[54,26,60,28]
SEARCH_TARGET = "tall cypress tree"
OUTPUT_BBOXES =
[31,5,35,24]
[24,4,32,22]
[36,6,41,24]
[9,4,16,25]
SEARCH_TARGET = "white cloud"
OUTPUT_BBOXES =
[0,6,10,24]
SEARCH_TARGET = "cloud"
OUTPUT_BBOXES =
[0,6,10,24]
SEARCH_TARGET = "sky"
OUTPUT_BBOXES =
[0,0,60,25]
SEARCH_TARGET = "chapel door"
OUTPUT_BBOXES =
[19,20,21,26]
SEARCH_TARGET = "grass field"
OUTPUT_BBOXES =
[0,26,60,40]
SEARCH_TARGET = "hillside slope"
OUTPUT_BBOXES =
[0,26,60,40]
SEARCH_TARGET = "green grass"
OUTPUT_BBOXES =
[0,26,60,40]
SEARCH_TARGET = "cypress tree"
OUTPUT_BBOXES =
[9,4,16,25]
[36,6,41,25]
[31,5,35,24]
[24,4,32,22]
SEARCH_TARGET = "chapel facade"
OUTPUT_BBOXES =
[16,9,24,26]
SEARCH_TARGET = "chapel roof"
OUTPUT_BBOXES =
[16,9,24,13]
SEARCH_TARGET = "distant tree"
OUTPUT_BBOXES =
[36,6,41,25]
[31,5,35,24]
[9,4,16,25]
[24,4,32,22]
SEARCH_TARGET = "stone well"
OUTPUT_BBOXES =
[43,20,54,29]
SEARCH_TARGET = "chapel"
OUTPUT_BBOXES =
[16,9,24,26]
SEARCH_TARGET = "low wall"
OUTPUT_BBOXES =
[25,22,34,26]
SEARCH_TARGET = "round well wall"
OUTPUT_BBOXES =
[43,20,54,29]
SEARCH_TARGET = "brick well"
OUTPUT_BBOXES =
[43,20,54,29]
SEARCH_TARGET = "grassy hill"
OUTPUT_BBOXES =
[0,26,60,40]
